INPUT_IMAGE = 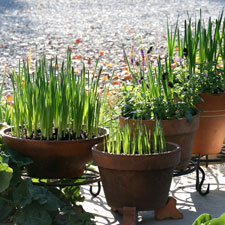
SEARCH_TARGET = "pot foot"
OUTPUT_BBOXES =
[122,207,137,225]
[154,197,183,220]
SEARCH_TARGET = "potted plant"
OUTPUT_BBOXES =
[92,121,180,212]
[119,55,200,170]
[175,12,225,155]
[1,50,108,179]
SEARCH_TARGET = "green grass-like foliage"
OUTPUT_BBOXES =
[170,10,225,94]
[104,121,166,155]
[10,49,102,140]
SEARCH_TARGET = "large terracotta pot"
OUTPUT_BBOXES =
[119,115,199,170]
[2,127,108,179]
[192,92,225,155]
[92,142,180,211]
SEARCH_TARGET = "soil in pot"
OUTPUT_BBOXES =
[92,142,180,211]
[2,127,108,179]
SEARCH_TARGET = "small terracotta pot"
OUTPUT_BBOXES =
[2,127,108,179]
[92,142,180,211]
[119,115,199,170]
[192,92,225,155]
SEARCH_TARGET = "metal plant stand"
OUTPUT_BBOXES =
[173,159,210,196]
[30,167,101,197]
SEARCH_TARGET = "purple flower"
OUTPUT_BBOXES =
[176,58,184,63]
[140,49,145,58]
[131,58,135,65]
[138,79,141,83]
[140,49,145,66]
[204,73,208,78]
[168,81,174,88]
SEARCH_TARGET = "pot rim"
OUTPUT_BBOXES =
[119,113,200,123]
[1,126,109,143]
[92,141,180,157]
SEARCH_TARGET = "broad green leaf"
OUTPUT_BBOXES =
[0,163,13,192]
[29,185,63,211]
[0,198,14,222]
[185,110,194,122]
[4,149,33,166]
[13,179,32,207]
[15,202,52,225]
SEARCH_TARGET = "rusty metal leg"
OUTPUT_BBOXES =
[122,207,137,225]
[154,197,183,220]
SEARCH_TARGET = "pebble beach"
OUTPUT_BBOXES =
[1,0,225,91]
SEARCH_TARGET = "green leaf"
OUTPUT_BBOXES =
[29,185,63,211]
[4,149,33,166]
[15,202,52,225]
[13,179,32,207]
[185,110,194,122]
[0,163,13,192]
[0,198,14,222]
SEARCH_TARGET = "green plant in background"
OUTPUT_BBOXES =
[0,138,95,225]
[121,51,200,122]
[10,49,102,140]
[104,121,166,155]
[172,11,225,94]
[192,213,225,225]
[0,70,12,125]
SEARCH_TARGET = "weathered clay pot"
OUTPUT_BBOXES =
[192,92,225,155]
[119,115,199,170]
[2,127,108,179]
[92,142,180,211]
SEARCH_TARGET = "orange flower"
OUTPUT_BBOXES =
[125,71,130,75]
[217,64,223,68]
[171,64,174,69]
[21,81,25,86]
[124,66,129,71]
[103,76,108,81]
[100,51,104,56]
[175,47,179,51]
[113,75,119,79]
[7,95,13,103]
[72,55,77,59]
[124,75,132,80]
[24,58,28,62]
[112,81,119,85]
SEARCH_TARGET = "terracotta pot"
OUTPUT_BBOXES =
[92,142,180,211]
[2,127,108,179]
[192,92,225,155]
[119,115,199,170]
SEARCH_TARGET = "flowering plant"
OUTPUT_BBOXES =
[121,52,200,122]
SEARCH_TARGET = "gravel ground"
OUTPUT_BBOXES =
[0,0,225,88]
